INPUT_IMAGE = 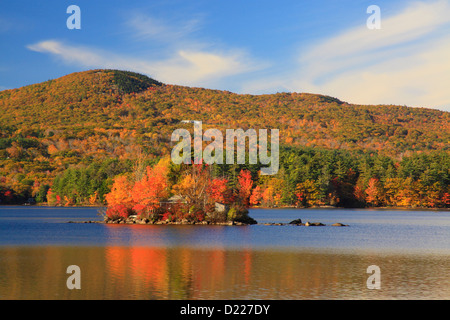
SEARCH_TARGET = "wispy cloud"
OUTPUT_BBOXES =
[28,40,109,66]
[243,0,450,111]
[296,0,450,108]
[26,1,450,111]
[126,13,201,43]
[27,11,266,89]
[27,40,262,87]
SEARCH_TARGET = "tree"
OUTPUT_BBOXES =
[396,177,416,207]
[106,204,132,220]
[383,177,402,206]
[105,175,134,209]
[35,184,50,203]
[249,185,262,206]
[131,159,170,214]
[295,180,322,207]
[237,169,253,207]
[365,178,383,207]
[208,177,231,204]
[442,193,450,207]
[261,177,285,207]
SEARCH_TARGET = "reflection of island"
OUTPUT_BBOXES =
[105,246,251,299]
[101,157,257,226]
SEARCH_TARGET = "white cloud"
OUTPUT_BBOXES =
[27,2,450,111]
[242,0,450,111]
[27,40,262,87]
[28,40,108,66]
[27,11,266,89]
[296,0,450,109]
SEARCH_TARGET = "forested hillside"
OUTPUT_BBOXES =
[0,69,448,208]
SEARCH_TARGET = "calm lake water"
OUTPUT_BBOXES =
[0,206,449,299]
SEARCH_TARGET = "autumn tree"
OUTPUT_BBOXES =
[168,162,224,222]
[249,185,262,206]
[105,175,134,208]
[261,177,285,207]
[295,180,322,207]
[237,169,253,207]
[208,177,231,204]
[365,178,383,207]
[131,158,170,217]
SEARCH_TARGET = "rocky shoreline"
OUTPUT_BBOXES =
[105,217,251,225]
[261,218,348,226]
[261,222,348,226]
[70,217,348,226]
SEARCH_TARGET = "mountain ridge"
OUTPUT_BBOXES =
[0,69,448,158]
[0,69,448,206]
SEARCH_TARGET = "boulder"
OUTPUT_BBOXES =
[332,223,348,227]
[305,221,325,226]
[288,219,303,225]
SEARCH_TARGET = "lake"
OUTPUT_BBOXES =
[0,206,449,300]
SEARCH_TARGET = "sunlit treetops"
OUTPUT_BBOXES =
[0,69,448,208]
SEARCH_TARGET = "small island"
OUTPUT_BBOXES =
[99,157,258,226]
[101,200,257,226]
[91,157,350,227]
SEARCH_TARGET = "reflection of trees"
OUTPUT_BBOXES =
[103,248,450,299]
[2,247,450,299]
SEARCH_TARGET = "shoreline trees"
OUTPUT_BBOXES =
[1,146,446,210]
[0,70,448,209]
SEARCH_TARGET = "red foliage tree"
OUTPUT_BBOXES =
[442,193,450,207]
[237,170,253,207]
[106,204,132,220]
[249,185,262,206]
[208,178,230,204]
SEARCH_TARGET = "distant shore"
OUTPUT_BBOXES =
[4,203,450,211]
[249,205,450,211]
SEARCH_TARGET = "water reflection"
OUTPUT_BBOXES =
[103,224,244,249]
[1,246,449,299]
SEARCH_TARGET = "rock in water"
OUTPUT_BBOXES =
[305,221,325,226]
[332,223,348,226]
[288,219,302,225]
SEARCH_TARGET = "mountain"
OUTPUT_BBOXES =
[1,69,448,157]
[0,69,449,206]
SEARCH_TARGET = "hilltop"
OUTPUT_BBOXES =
[1,69,448,158]
[0,69,448,207]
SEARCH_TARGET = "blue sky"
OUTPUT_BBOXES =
[1,0,450,111]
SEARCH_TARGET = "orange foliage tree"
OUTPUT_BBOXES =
[105,175,134,208]
[132,159,170,217]
[104,157,170,219]
[365,178,383,207]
